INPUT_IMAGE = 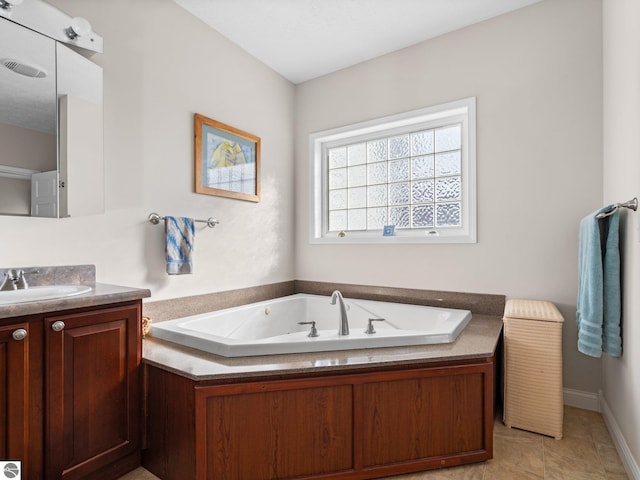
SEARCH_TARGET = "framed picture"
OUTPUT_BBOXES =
[194,113,260,202]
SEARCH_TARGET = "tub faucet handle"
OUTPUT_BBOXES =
[365,318,386,335]
[298,321,319,338]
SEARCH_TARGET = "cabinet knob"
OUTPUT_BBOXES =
[12,328,27,341]
[51,321,66,332]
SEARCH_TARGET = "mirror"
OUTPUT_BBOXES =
[0,15,103,218]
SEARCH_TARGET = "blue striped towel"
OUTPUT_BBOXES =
[576,207,622,357]
[165,216,195,275]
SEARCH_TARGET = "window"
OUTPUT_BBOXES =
[309,97,476,244]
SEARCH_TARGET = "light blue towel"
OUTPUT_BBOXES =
[576,207,622,357]
[165,216,195,275]
[602,210,622,356]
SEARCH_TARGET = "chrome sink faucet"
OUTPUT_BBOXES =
[330,290,349,336]
[1,269,26,291]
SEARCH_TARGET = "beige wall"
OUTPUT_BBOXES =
[0,122,56,171]
[0,122,56,215]
[0,0,296,299]
[603,0,640,468]
[295,0,603,393]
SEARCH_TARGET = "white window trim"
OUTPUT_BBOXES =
[309,97,477,244]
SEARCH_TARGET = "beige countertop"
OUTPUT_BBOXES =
[0,282,151,320]
[143,313,503,382]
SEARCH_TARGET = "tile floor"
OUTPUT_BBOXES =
[119,406,628,480]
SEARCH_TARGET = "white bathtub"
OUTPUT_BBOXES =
[150,293,472,357]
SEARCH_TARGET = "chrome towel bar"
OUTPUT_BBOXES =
[596,197,638,219]
[147,212,219,228]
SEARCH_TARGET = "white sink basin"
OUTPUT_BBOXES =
[0,285,93,305]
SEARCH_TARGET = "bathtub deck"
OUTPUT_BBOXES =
[143,313,502,382]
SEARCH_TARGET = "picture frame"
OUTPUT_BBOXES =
[194,113,260,202]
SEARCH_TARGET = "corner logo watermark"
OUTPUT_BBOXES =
[0,461,21,479]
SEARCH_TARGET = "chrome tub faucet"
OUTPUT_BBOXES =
[330,290,349,336]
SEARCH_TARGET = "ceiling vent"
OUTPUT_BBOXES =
[1,58,47,78]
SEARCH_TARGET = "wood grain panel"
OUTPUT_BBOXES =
[198,384,353,479]
[142,366,196,480]
[46,303,141,480]
[361,366,487,467]
[145,359,495,480]
[0,323,29,469]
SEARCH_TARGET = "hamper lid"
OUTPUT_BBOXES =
[503,299,564,323]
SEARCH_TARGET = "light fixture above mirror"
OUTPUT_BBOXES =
[0,0,102,54]
[0,0,24,11]
[65,16,91,40]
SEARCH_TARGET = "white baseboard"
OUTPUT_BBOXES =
[563,387,600,411]
[598,390,640,480]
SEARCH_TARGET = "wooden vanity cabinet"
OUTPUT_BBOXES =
[0,321,35,478]
[0,300,142,480]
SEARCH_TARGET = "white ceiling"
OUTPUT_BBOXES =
[174,0,542,84]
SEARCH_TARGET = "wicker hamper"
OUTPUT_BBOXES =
[503,299,564,439]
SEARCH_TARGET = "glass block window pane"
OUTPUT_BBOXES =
[435,125,461,152]
[326,121,463,231]
[411,130,434,156]
[318,97,472,241]
[347,165,366,187]
[435,176,461,201]
[367,185,387,207]
[329,210,347,232]
[389,159,409,182]
[348,209,367,230]
[435,151,461,176]
[411,155,434,180]
[367,161,387,185]
[411,180,434,204]
[348,143,366,165]
[389,206,410,228]
[329,189,347,210]
[389,135,410,159]
[412,204,434,228]
[348,187,366,208]
[367,208,387,229]
[329,168,347,190]
[436,202,461,227]
[389,182,410,205]
[329,147,347,169]
[367,139,387,163]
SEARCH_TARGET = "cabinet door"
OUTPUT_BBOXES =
[45,304,141,480]
[195,380,354,480]
[0,323,30,475]
[360,363,493,469]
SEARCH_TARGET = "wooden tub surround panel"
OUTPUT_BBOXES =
[197,383,353,479]
[144,358,494,480]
